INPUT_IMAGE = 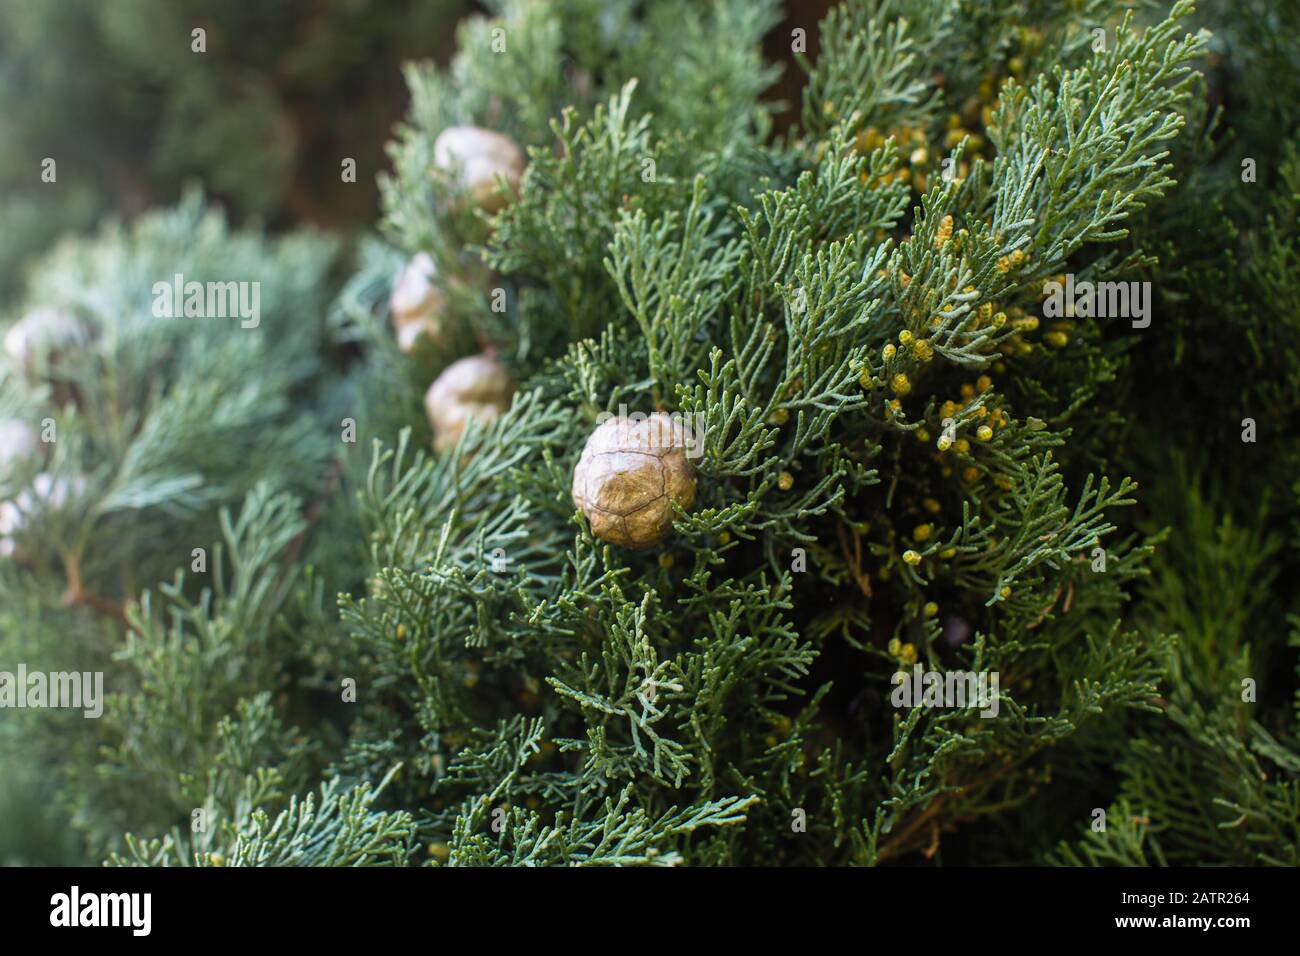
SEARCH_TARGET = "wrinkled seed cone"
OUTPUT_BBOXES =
[433,126,525,213]
[571,412,697,550]
[424,353,514,452]
[389,252,446,354]
[3,307,87,376]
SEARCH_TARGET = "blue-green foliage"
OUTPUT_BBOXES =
[3,0,1298,867]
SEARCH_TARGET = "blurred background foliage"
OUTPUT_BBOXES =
[0,0,474,301]
[0,0,849,306]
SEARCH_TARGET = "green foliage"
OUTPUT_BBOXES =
[4,0,1298,868]
[0,198,344,862]
[0,0,471,299]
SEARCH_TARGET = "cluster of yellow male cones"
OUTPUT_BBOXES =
[389,126,525,452]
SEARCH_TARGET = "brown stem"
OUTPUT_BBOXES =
[877,759,1018,862]
[836,520,873,599]
[60,550,127,623]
